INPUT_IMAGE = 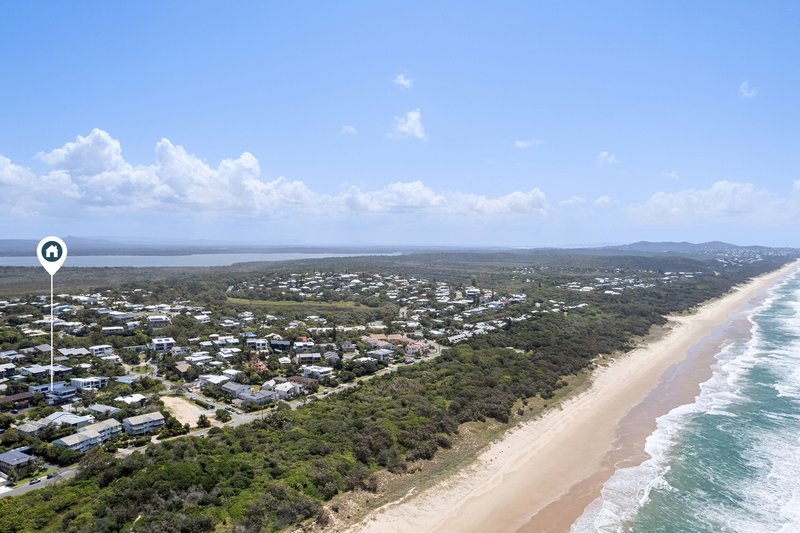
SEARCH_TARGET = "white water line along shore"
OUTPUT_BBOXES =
[348,260,800,533]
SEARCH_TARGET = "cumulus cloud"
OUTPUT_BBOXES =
[389,109,428,141]
[596,151,618,168]
[343,181,445,212]
[739,81,757,99]
[630,181,776,223]
[393,73,413,89]
[339,125,358,135]
[462,189,548,215]
[514,139,544,149]
[0,129,555,219]
[594,195,614,207]
[37,128,125,175]
[560,196,587,207]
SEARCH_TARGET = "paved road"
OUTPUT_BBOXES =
[0,467,78,499]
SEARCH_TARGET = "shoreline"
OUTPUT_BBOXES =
[348,260,800,533]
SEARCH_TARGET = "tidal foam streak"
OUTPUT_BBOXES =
[572,271,800,533]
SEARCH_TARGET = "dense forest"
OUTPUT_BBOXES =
[0,252,794,532]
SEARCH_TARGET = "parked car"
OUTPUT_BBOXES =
[46,473,56,479]
[29,478,41,485]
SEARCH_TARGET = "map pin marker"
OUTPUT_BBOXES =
[37,236,68,275]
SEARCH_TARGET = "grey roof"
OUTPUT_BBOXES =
[87,403,121,415]
[54,430,99,447]
[0,449,32,466]
[123,412,165,426]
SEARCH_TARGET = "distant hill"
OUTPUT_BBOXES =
[603,241,769,254]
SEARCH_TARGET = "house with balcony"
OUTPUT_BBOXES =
[123,412,165,435]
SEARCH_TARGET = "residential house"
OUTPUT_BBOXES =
[340,342,357,353]
[20,364,72,377]
[147,315,171,329]
[199,374,229,387]
[89,345,114,357]
[150,337,176,352]
[0,392,34,410]
[405,342,427,356]
[367,348,394,362]
[15,420,48,437]
[294,341,315,353]
[270,339,292,352]
[45,411,94,428]
[246,338,268,351]
[301,365,334,379]
[58,347,91,357]
[274,381,298,400]
[71,376,110,391]
[287,375,318,392]
[0,447,34,478]
[123,412,166,435]
[222,369,242,381]
[297,352,322,365]
[114,393,147,406]
[0,363,16,377]
[52,419,122,453]
[52,431,102,453]
[186,353,213,365]
[86,404,121,417]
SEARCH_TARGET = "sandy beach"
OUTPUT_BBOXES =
[349,260,800,533]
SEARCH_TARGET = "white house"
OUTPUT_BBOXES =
[274,381,297,400]
[222,369,242,381]
[89,345,114,357]
[301,365,334,379]
[150,337,176,352]
[71,376,110,391]
[199,374,229,387]
[186,353,213,365]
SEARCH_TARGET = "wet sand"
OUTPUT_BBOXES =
[349,261,799,533]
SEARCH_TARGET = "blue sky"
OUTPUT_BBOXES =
[2,1,800,247]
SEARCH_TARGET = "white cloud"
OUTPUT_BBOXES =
[739,81,757,99]
[393,73,413,89]
[342,181,445,212]
[560,196,586,207]
[389,109,428,141]
[0,129,557,219]
[661,170,680,180]
[630,181,774,223]
[37,128,125,175]
[339,125,358,135]
[514,139,544,149]
[596,151,618,168]
[594,195,614,207]
[458,189,548,215]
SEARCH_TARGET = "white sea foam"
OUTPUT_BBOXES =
[572,276,793,533]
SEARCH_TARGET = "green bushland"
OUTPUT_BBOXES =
[0,255,792,532]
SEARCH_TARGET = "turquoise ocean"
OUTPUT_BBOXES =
[573,269,800,532]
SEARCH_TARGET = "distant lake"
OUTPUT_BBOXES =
[0,252,399,268]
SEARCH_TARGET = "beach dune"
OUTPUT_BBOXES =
[349,261,799,533]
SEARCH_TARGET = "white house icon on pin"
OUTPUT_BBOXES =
[45,244,60,259]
